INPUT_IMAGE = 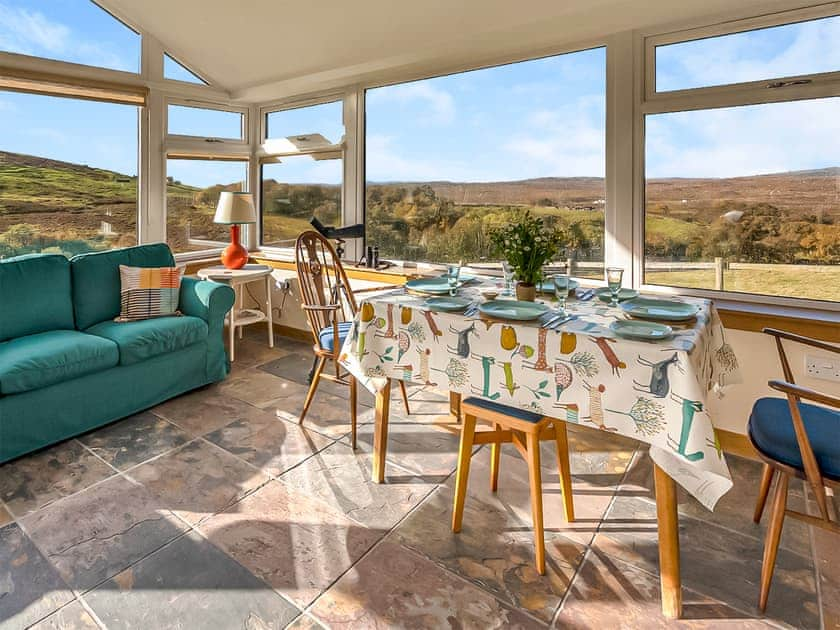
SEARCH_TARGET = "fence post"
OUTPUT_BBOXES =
[566,257,574,277]
[714,257,724,291]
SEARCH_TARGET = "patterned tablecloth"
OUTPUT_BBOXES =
[340,283,741,510]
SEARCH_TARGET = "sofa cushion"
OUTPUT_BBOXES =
[0,254,75,342]
[71,244,176,330]
[86,316,208,366]
[0,330,118,395]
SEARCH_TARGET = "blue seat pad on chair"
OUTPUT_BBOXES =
[463,396,544,423]
[749,396,840,481]
[318,322,353,352]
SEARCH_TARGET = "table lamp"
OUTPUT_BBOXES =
[214,191,256,269]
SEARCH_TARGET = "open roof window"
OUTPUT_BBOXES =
[164,54,207,85]
[0,0,139,73]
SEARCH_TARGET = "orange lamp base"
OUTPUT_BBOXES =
[221,224,249,269]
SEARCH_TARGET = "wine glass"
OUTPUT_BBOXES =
[501,261,514,296]
[446,263,461,297]
[605,267,624,307]
[553,275,568,311]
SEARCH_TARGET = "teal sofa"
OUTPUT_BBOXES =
[0,243,235,463]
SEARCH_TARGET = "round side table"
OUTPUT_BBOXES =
[197,264,274,362]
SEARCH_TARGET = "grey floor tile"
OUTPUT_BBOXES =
[0,441,114,518]
[21,475,188,592]
[84,531,299,629]
[0,523,74,630]
[78,412,189,471]
[151,387,261,437]
[27,600,101,629]
[0,504,13,527]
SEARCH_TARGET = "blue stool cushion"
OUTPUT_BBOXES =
[748,396,840,481]
[462,396,544,423]
[318,322,353,352]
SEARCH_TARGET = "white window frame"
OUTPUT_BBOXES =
[635,4,840,310]
[256,92,351,258]
[165,98,250,144]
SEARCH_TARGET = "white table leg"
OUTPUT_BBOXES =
[238,281,244,339]
[266,274,274,348]
[229,284,237,362]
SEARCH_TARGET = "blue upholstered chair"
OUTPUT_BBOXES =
[451,397,575,575]
[294,230,409,449]
[749,328,840,613]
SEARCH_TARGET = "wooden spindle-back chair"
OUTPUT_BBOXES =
[749,327,840,612]
[294,230,409,448]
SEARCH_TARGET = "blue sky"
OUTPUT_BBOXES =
[0,1,837,188]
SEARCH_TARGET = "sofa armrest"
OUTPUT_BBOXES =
[180,277,235,325]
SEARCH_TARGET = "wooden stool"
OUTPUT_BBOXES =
[451,397,575,575]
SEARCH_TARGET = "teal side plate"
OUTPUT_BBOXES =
[538,277,580,294]
[425,296,471,312]
[610,320,673,340]
[595,287,639,302]
[478,300,549,321]
[438,272,477,285]
[620,297,699,321]
[406,277,461,295]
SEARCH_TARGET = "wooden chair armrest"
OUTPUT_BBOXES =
[763,328,840,355]
[768,379,840,410]
[302,304,341,312]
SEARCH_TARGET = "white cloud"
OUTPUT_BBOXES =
[367,82,455,125]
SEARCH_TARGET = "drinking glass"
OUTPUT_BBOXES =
[605,267,624,307]
[501,261,515,296]
[553,275,568,311]
[446,263,461,297]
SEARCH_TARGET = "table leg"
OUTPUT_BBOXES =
[654,463,682,619]
[372,378,392,484]
[265,275,274,348]
[449,391,462,423]
[238,282,245,339]
[229,285,237,362]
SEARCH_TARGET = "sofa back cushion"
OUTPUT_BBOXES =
[71,244,176,330]
[0,254,75,341]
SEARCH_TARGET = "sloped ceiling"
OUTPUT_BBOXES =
[100,0,791,102]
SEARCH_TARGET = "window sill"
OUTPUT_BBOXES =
[713,299,840,342]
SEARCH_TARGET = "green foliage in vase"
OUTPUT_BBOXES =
[489,210,565,285]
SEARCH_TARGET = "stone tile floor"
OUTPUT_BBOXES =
[0,333,837,629]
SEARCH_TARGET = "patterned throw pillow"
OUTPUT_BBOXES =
[116,265,184,322]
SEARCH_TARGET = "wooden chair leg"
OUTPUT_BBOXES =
[300,356,326,424]
[349,375,358,450]
[753,464,775,524]
[759,471,788,613]
[397,380,411,414]
[452,413,477,533]
[490,423,501,492]
[554,422,575,523]
[526,430,546,575]
[450,391,462,423]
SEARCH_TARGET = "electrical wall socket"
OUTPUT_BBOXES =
[805,354,840,382]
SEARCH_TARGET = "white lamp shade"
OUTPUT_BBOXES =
[214,191,256,224]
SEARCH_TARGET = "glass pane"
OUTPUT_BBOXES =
[644,98,840,303]
[0,91,137,258]
[266,101,343,145]
[0,0,139,72]
[261,156,342,247]
[168,104,243,139]
[365,47,606,277]
[656,15,840,92]
[166,160,248,253]
[164,54,206,84]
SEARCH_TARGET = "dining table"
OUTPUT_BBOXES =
[339,278,741,619]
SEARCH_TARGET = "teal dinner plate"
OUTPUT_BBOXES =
[478,300,549,321]
[438,272,477,284]
[425,296,471,312]
[610,320,673,341]
[595,287,639,303]
[406,277,460,295]
[538,277,580,294]
[620,297,699,321]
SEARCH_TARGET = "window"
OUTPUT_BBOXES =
[164,54,206,85]
[167,104,244,140]
[365,47,606,277]
[0,0,139,72]
[655,14,840,93]
[0,90,138,259]
[644,12,840,304]
[165,159,248,253]
[260,101,344,247]
[261,156,342,247]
